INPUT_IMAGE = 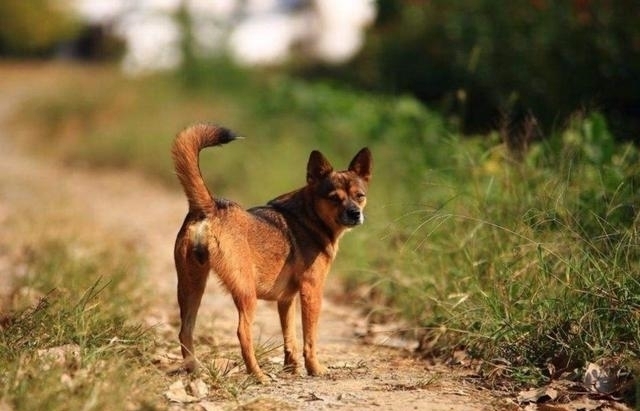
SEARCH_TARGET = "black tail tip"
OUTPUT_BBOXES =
[187,122,242,144]
[217,127,238,143]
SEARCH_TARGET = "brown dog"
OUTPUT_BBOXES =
[172,123,372,382]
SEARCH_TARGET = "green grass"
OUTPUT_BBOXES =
[362,115,640,390]
[13,61,640,399]
[0,235,166,410]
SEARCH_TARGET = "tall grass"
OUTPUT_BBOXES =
[14,62,640,393]
[362,113,639,387]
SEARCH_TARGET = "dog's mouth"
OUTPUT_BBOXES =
[341,220,361,227]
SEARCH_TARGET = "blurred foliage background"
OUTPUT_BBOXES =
[0,0,79,56]
[1,0,639,141]
[310,0,640,141]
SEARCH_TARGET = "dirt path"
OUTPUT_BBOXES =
[0,64,501,410]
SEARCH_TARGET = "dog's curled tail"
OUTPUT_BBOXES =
[172,123,238,213]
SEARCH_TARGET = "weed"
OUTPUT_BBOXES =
[0,233,163,410]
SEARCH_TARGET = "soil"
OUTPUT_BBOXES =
[0,63,628,411]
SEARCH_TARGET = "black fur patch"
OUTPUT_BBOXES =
[193,243,209,265]
[215,198,238,209]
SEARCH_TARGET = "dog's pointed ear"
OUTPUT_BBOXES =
[348,147,372,183]
[307,150,334,184]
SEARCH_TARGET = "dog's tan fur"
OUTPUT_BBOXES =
[172,123,372,382]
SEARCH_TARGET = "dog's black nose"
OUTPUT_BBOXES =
[347,208,362,220]
[341,207,364,226]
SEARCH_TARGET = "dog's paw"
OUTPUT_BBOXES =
[183,358,198,373]
[306,363,328,377]
[253,372,271,385]
[283,362,301,375]
[166,358,198,376]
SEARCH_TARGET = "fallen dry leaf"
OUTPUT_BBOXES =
[583,362,622,395]
[188,379,209,399]
[517,386,558,404]
[164,380,199,403]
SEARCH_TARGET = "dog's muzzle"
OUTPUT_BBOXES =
[341,207,364,226]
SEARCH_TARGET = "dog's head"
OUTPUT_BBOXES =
[306,147,372,233]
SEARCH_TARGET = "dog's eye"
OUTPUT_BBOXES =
[328,193,342,203]
[355,193,366,202]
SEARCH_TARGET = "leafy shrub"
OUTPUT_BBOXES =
[345,0,640,139]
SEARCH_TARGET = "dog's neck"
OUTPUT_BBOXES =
[267,188,342,256]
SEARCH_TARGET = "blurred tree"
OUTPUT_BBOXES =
[0,0,79,56]
[345,0,640,140]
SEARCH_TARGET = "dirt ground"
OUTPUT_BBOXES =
[0,64,629,411]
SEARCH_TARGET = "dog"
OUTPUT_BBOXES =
[171,123,372,382]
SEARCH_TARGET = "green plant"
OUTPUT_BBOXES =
[355,112,639,389]
[0,239,161,410]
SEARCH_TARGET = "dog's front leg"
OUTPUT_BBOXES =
[233,293,268,384]
[300,279,328,376]
[278,297,300,373]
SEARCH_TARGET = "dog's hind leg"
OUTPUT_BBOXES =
[176,249,209,372]
[278,297,300,373]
